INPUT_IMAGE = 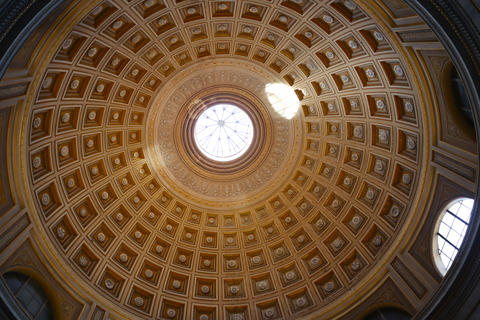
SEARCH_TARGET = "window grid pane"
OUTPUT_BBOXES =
[3,272,53,320]
[437,199,474,271]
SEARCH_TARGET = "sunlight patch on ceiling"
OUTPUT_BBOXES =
[265,83,300,120]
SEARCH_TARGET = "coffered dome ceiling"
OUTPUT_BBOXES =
[23,0,427,319]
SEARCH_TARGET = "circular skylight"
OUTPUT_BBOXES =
[194,104,254,161]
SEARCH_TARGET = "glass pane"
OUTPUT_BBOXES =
[25,279,39,296]
[194,104,254,161]
[457,204,472,222]
[437,237,445,250]
[463,199,474,210]
[442,212,454,225]
[3,273,51,320]
[33,291,46,304]
[26,298,41,316]
[440,254,451,269]
[436,198,474,271]
[448,231,461,247]
[438,222,450,237]
[449,202,461,215]
[16,288,33,309]
[37,304,53,320]
[36,307,51,320]
[4,273,28,295]
[442,242,456,259]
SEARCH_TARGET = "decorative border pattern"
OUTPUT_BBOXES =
[0,214,30,253]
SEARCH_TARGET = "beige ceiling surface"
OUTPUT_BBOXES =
[24,0,426,319]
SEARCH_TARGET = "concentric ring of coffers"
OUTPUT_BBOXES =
[24,0,426,319]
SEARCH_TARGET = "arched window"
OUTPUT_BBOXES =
[362,307,411,320]
[434,198,474,275]
[3,272,53,320]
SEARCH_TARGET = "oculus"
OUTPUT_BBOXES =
[194,104,253,162]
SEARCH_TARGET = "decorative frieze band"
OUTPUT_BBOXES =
[392,257,428,299]
[0,214,29,253]
[0,82,28,101]
[433,151,476,182]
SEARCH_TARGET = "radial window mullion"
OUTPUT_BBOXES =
[194,104,253,161]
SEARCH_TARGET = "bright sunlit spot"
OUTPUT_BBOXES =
[194,104,253,162]
[265,83,300,120]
